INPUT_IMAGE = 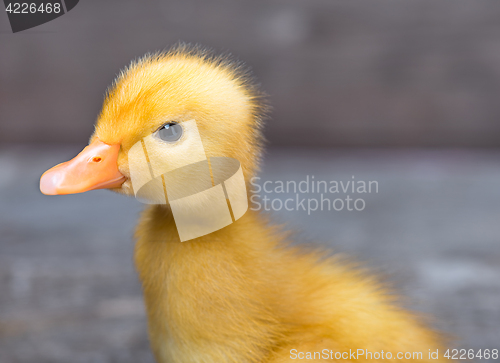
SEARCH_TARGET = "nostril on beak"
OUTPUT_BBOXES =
[91,156,102,163]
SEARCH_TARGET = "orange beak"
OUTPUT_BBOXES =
[40,138,126,195]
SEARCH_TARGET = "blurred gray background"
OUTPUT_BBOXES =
[1,1,500,362]
[2,0,500,147]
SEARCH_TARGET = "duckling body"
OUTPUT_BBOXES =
[40,45,447,363]
[136,206,444,363]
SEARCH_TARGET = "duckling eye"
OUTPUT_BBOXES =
[156,122,183,143]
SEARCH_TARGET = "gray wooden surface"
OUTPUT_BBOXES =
[1,146,500,362]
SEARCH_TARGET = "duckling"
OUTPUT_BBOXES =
[40,45,447,363]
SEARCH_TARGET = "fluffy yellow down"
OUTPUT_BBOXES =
[93,44,448,363]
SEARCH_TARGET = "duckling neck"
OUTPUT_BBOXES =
[133,205,282,360]
[134,205,277,280]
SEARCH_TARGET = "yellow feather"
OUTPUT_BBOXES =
[94,44,448,363]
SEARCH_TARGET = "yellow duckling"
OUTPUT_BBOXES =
[40,45,447,363]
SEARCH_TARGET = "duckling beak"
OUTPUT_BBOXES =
[40,138,126,195]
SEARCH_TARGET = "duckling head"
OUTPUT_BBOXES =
[40,45,267,198]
